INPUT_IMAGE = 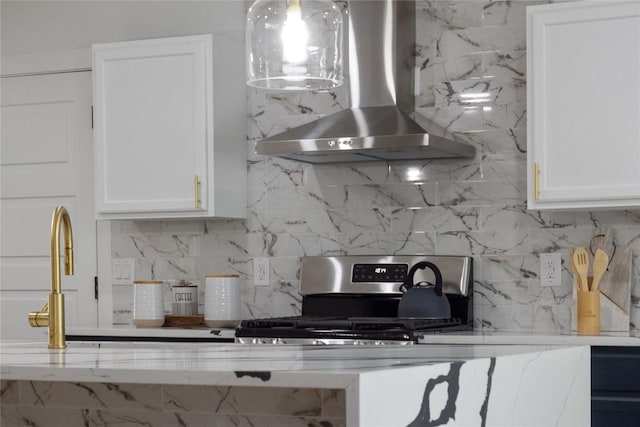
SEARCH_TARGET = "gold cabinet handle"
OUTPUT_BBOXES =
[194,175,201,208]
[534,162,540,200]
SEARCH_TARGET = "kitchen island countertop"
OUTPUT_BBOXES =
[1,340,589,426]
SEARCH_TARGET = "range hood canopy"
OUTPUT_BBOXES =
[254,0,477,164]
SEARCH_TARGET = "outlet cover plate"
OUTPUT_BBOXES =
[539,252,562,287]
[253,257,269,286]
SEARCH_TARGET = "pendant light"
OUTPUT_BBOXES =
[246,0,344,91]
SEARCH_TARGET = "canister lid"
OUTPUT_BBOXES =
[206,274,240,278]
[133,280,164,284]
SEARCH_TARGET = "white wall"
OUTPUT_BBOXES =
[1,0,246,55]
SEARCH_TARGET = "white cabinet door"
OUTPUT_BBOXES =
[527,1,640,210]
[93,35,214,218]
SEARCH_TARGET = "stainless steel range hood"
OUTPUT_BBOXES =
[254,0,476,164]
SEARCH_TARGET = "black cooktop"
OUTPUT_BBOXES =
[236,315,463,342]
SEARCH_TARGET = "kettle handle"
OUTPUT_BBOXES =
[400,261,444,296]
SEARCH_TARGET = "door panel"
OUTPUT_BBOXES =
[93,36,209,214]
[1,198,78,257]
[2,101,72,164]
[0,72,97,340]
[527,2,640,209]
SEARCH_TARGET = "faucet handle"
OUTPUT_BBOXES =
[28,302,49,327]
[28,310,49,327]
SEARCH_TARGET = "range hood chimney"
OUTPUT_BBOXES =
[254,0,476,164]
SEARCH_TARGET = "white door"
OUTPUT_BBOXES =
[1,71,97,340]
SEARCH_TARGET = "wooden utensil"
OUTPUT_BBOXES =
[572,247,589,292]
[570,251,583,291]
[590,249,608,292]
[591,229,632,314]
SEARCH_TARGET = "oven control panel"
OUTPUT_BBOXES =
[351,263,408,283]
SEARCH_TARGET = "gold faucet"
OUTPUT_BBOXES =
[28,206,74,349]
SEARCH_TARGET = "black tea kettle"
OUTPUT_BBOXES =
[398,261,451,319]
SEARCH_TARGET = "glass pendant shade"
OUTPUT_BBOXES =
[246,0,344,90]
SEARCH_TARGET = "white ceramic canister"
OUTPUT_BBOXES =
[171,284,198,316]
[133,280,165,327]
[204,274,240,328]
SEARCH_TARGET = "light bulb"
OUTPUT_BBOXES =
[281,7,308,64]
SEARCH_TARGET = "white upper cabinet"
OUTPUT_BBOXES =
[93,34,246,219]
[527,1,640,210]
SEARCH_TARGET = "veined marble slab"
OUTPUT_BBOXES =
[358,346,589,426]
[1,341,590,426]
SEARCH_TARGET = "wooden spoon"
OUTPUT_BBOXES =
[573,247,589,292]
[591,249,609,292]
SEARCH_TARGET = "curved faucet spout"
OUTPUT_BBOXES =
[28,206,74,349]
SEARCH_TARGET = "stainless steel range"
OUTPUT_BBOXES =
[236,255,473,345]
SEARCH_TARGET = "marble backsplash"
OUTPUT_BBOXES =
[111,0,640,334]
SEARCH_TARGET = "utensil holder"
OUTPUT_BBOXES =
[577,277,600,335]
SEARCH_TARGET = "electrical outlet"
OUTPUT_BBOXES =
[253,257,269,286]
[539,253,562,287]
[112,258,135,285]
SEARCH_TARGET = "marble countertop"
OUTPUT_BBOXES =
[0,340,575,388]
[1,341,591,426]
